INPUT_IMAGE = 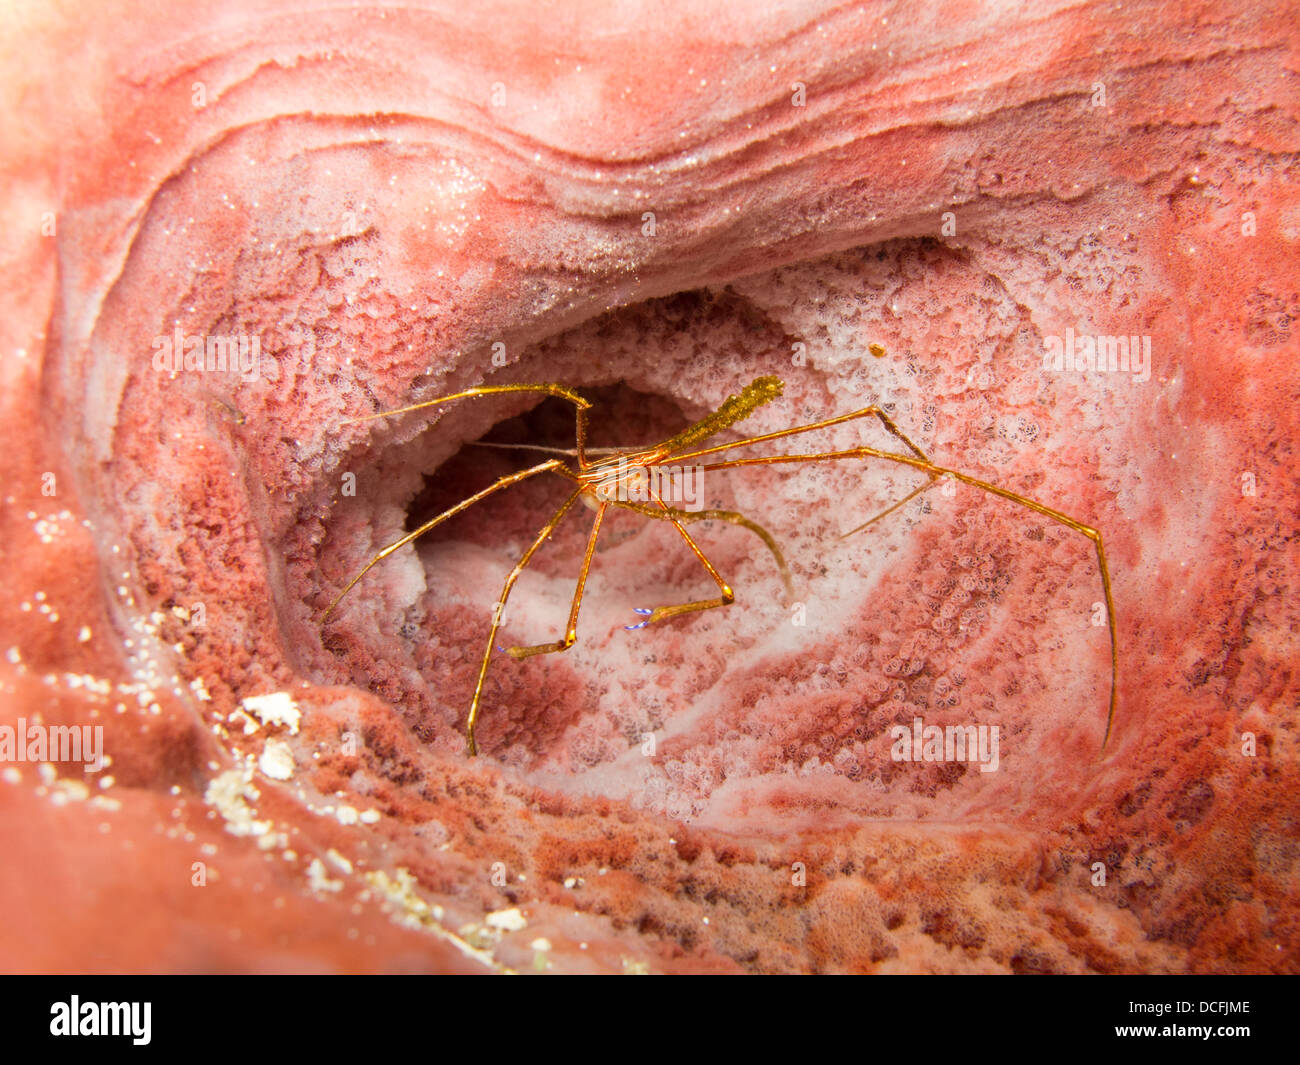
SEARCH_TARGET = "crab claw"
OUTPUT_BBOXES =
[624,607,654,631]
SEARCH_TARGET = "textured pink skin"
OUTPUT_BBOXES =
[1,0,1298,972]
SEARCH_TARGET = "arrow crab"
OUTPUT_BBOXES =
[323,376,1118,757]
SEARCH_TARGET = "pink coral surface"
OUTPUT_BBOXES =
[1,0,1297,973]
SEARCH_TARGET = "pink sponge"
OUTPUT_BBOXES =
[2,0,1296,974]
